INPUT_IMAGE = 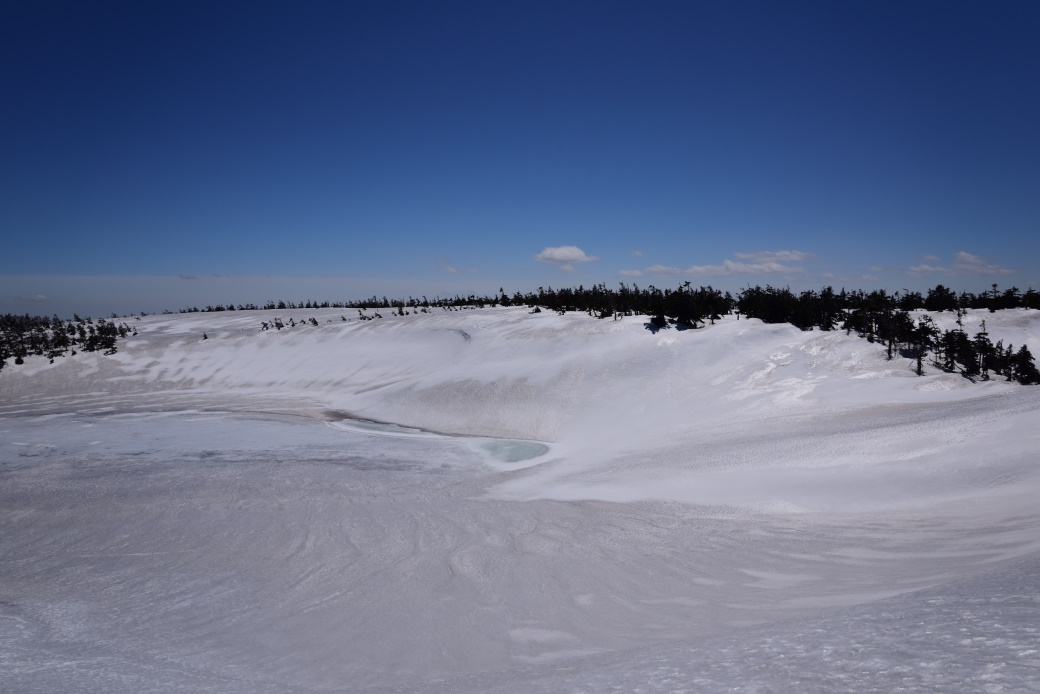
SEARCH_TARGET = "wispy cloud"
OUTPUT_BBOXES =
[535,245,598,272]
[19,294,48,301]
[630,250,643,257]
[645,264,681,275]
[684,259,801,277]
[908,252,1015,277]
[952,251,1015,275]
[435,256,461,274]
[619,269,644,277]
[733,250,808,263]
[907,262,949,276]
[625,251,806,278]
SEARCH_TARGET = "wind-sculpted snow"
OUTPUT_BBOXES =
[2,307,1039,692]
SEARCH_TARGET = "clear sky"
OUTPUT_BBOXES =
[3,1,1038,316]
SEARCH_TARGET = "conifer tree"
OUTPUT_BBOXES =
[974,322,994,380]
[1012,345,1040,385]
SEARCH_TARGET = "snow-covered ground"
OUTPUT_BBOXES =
[2,307,1039,692]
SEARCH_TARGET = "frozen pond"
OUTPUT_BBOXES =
[479,440,550,462]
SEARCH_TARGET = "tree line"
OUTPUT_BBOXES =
[0,313,135,373]
[236,282,1038,385]
[730,285,1038,384]
[176,282,1040,319]
[2,283,1037,384]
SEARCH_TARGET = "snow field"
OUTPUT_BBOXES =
[2,306,1039,691]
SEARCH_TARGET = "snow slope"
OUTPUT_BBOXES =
[2,307,1038,691]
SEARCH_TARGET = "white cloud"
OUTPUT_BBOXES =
[733,250,808,263]
[619,269,644,277]
[630,250,643,257]
[535,246,598,271]
[536,245,597,263]
[951,251,1015,276]
[442,265,459,274]
[923,254,942,263]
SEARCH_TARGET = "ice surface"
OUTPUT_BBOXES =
[479,440,550,463]
[2,307,1039,692]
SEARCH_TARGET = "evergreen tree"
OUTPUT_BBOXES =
[1012,345,1040,384]
[924,284,958,312]
[913,317,937,376]
[973,325,994,380]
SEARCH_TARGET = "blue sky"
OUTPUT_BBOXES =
[2,1,1038,316]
